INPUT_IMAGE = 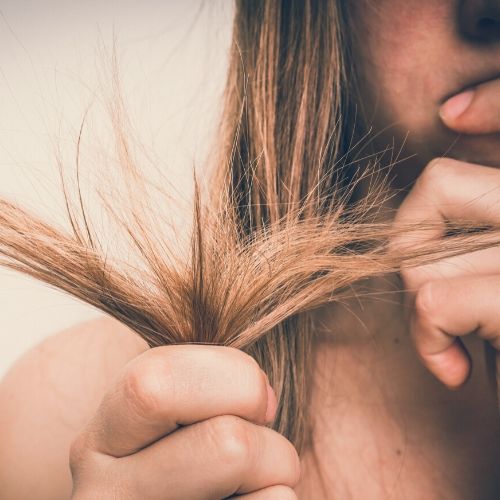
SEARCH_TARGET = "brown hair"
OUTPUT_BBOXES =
[0,0,499,457]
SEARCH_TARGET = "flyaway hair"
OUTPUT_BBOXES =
[1,0,500,454]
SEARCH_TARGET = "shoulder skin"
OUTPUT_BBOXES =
[0,315,148,500]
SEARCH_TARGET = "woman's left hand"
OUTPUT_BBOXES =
[393,156,500,390]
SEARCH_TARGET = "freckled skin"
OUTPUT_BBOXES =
[349,0,500,187]
[295,2,500,498]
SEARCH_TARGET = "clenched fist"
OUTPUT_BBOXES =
[69,345,300,499]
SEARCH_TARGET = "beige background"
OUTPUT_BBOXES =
[0,0,233,375]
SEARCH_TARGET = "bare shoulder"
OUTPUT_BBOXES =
[0,315,149,500]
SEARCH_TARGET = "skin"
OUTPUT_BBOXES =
[0,317,299,499]
[294,0,500,497]
[70,344,299,498]
[2,0,500,498]
[348,0,500,390]
[349,0,500,186]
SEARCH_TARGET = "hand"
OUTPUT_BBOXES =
[439,76,500,135]
[393,156,500,390]
[393,72,500,392]
[69,345,300,499]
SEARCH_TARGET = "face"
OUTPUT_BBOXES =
[349,0,500,187]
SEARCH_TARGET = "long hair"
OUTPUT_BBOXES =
[0,0,499,457]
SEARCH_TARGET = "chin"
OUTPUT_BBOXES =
[445,134,500,168]
[389,132,500,190]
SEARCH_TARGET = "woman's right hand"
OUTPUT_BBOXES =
[69,345,300,499]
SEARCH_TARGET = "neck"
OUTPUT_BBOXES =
[294,274,500,499]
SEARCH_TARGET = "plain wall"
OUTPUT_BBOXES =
[0,0,234,375]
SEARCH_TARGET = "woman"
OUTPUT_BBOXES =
[1,0,500,498]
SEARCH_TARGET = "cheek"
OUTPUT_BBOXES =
[372,56,440,133]
[354,0,453,132]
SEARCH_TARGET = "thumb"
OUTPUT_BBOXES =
[439,77,500,135]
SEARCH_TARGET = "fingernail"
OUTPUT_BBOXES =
[439,88,475,122]
[265,382,278,423]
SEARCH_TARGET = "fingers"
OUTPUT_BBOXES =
[400,242,500,290]
[393,158,500,389]
[412,275,500,388]
[440,77,500,135]
[395,158,500,236]
[115,415,300,498]
[392,157,500,268]
[79,345,277,457]
[70,346,299,499]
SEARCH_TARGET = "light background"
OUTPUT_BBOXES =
[0,0,234,375]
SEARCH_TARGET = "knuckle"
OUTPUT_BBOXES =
[420,157,449,184]
[69,434,111,486]
[205,415,254,470]
[425,157,447,173]
[416,157,458,196]
[399,258,431,290]
[400,264,422,289]
[121,356,170,420]
[415,159,440,196]
[400,262,440,292]
[414,281,439,320]
[69,434,87,473]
